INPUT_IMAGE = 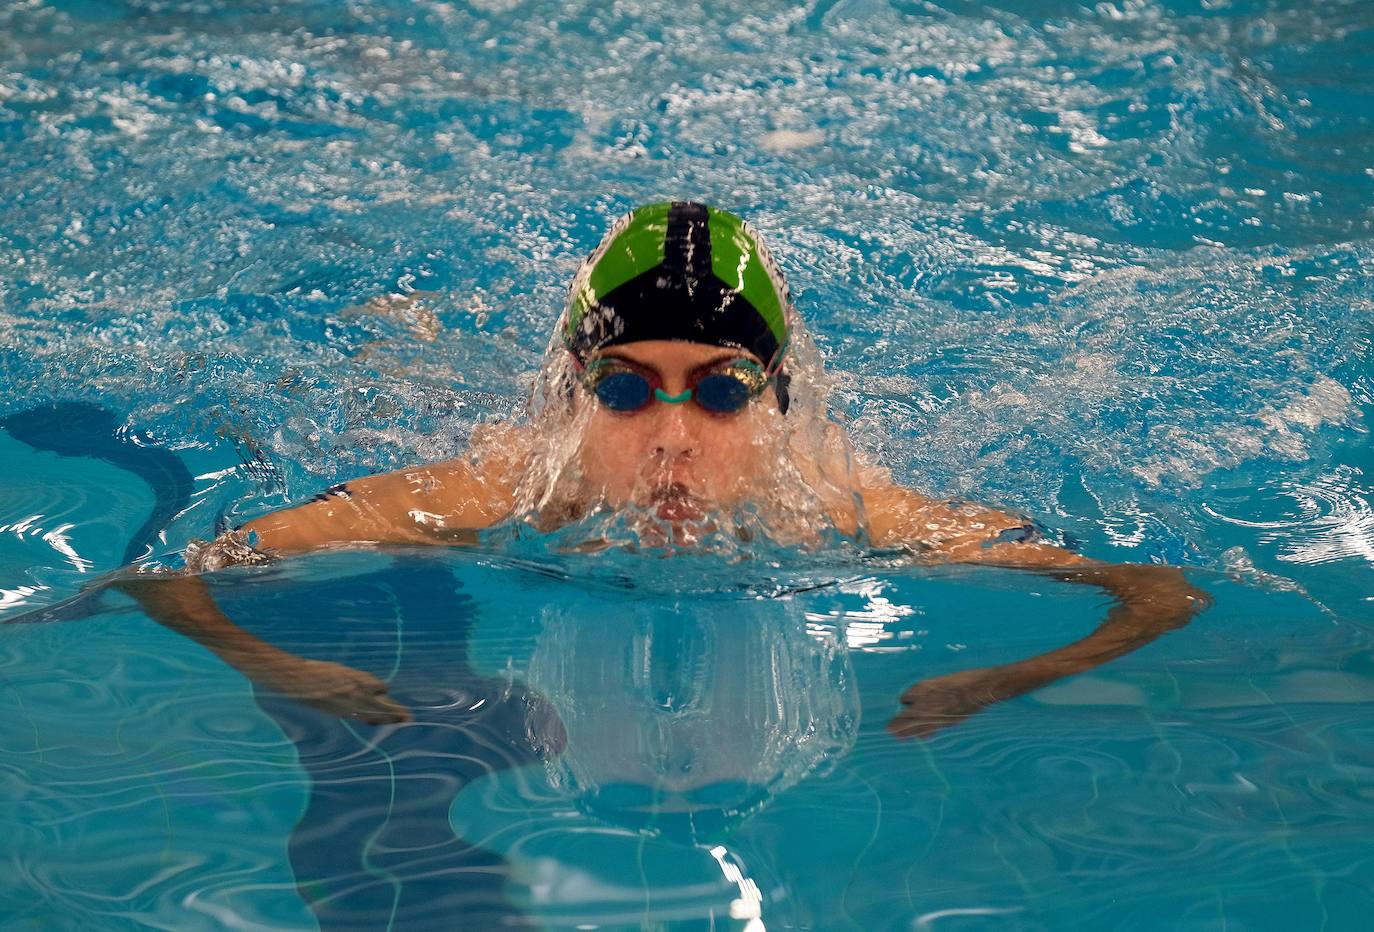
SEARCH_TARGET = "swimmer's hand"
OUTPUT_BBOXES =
[887,666,1022,739]
[259,657,412,725]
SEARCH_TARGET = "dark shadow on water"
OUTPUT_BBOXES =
[1,402,194,566]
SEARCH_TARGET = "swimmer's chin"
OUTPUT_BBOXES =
[519,498,812,561]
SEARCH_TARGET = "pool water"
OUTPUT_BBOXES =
[3,0,1374,928]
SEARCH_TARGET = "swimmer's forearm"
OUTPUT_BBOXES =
[1051,562,1208,628]
[995,564,1206,688]
[114,573,411,723]
[973,545,1208,626]
[890,562,1207,738]
[113,574,300,670]
[995,595,1194,691]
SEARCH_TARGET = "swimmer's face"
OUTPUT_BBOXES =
[574,340,783,518]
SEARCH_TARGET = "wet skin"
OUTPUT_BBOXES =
[113,339,1211,735]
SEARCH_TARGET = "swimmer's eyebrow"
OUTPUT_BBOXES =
[599,350,745,371]
[697,351,748,367]
[594,351,646,366]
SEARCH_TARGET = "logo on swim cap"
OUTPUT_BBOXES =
[562,202,793,372]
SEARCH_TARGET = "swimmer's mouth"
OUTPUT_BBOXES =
[651,482,705,522]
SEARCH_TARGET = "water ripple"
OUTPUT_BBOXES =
[1205,465,1374,566]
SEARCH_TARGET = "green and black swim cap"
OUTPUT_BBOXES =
[563,202,793,382]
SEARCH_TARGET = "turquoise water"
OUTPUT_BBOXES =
[3,0,1374,928]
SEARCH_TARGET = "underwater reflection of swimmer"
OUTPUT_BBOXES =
[523,601,858,843]
[35,202,1207,738]
[443,595,859,929]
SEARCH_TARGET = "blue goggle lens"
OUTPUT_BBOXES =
[592,370,652,411]
[692,372,753,413]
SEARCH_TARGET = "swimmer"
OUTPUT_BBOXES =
[115,201,1210,736]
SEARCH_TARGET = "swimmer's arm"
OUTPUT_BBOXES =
[113,572,411,723]
[240,454,518,556]
[868,487,1210,738]
[109,431,525,724]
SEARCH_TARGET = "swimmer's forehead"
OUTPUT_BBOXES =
[591,340,762,369]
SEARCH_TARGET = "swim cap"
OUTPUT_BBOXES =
[563,202,792,371]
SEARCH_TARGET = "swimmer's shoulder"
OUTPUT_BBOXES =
[390,421,532,526]
[860,483,990,542]
[859,482,1044,554]
[241,423,530,553]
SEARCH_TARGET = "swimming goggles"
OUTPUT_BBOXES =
[576,355,771,415]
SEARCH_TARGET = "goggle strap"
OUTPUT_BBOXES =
[763,338,789,378]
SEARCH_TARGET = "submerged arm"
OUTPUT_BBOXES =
[115,572,411,723]
[864,486,1210,738]
[114,441,523,724]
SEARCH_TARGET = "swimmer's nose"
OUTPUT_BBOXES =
[649,403,699,460]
